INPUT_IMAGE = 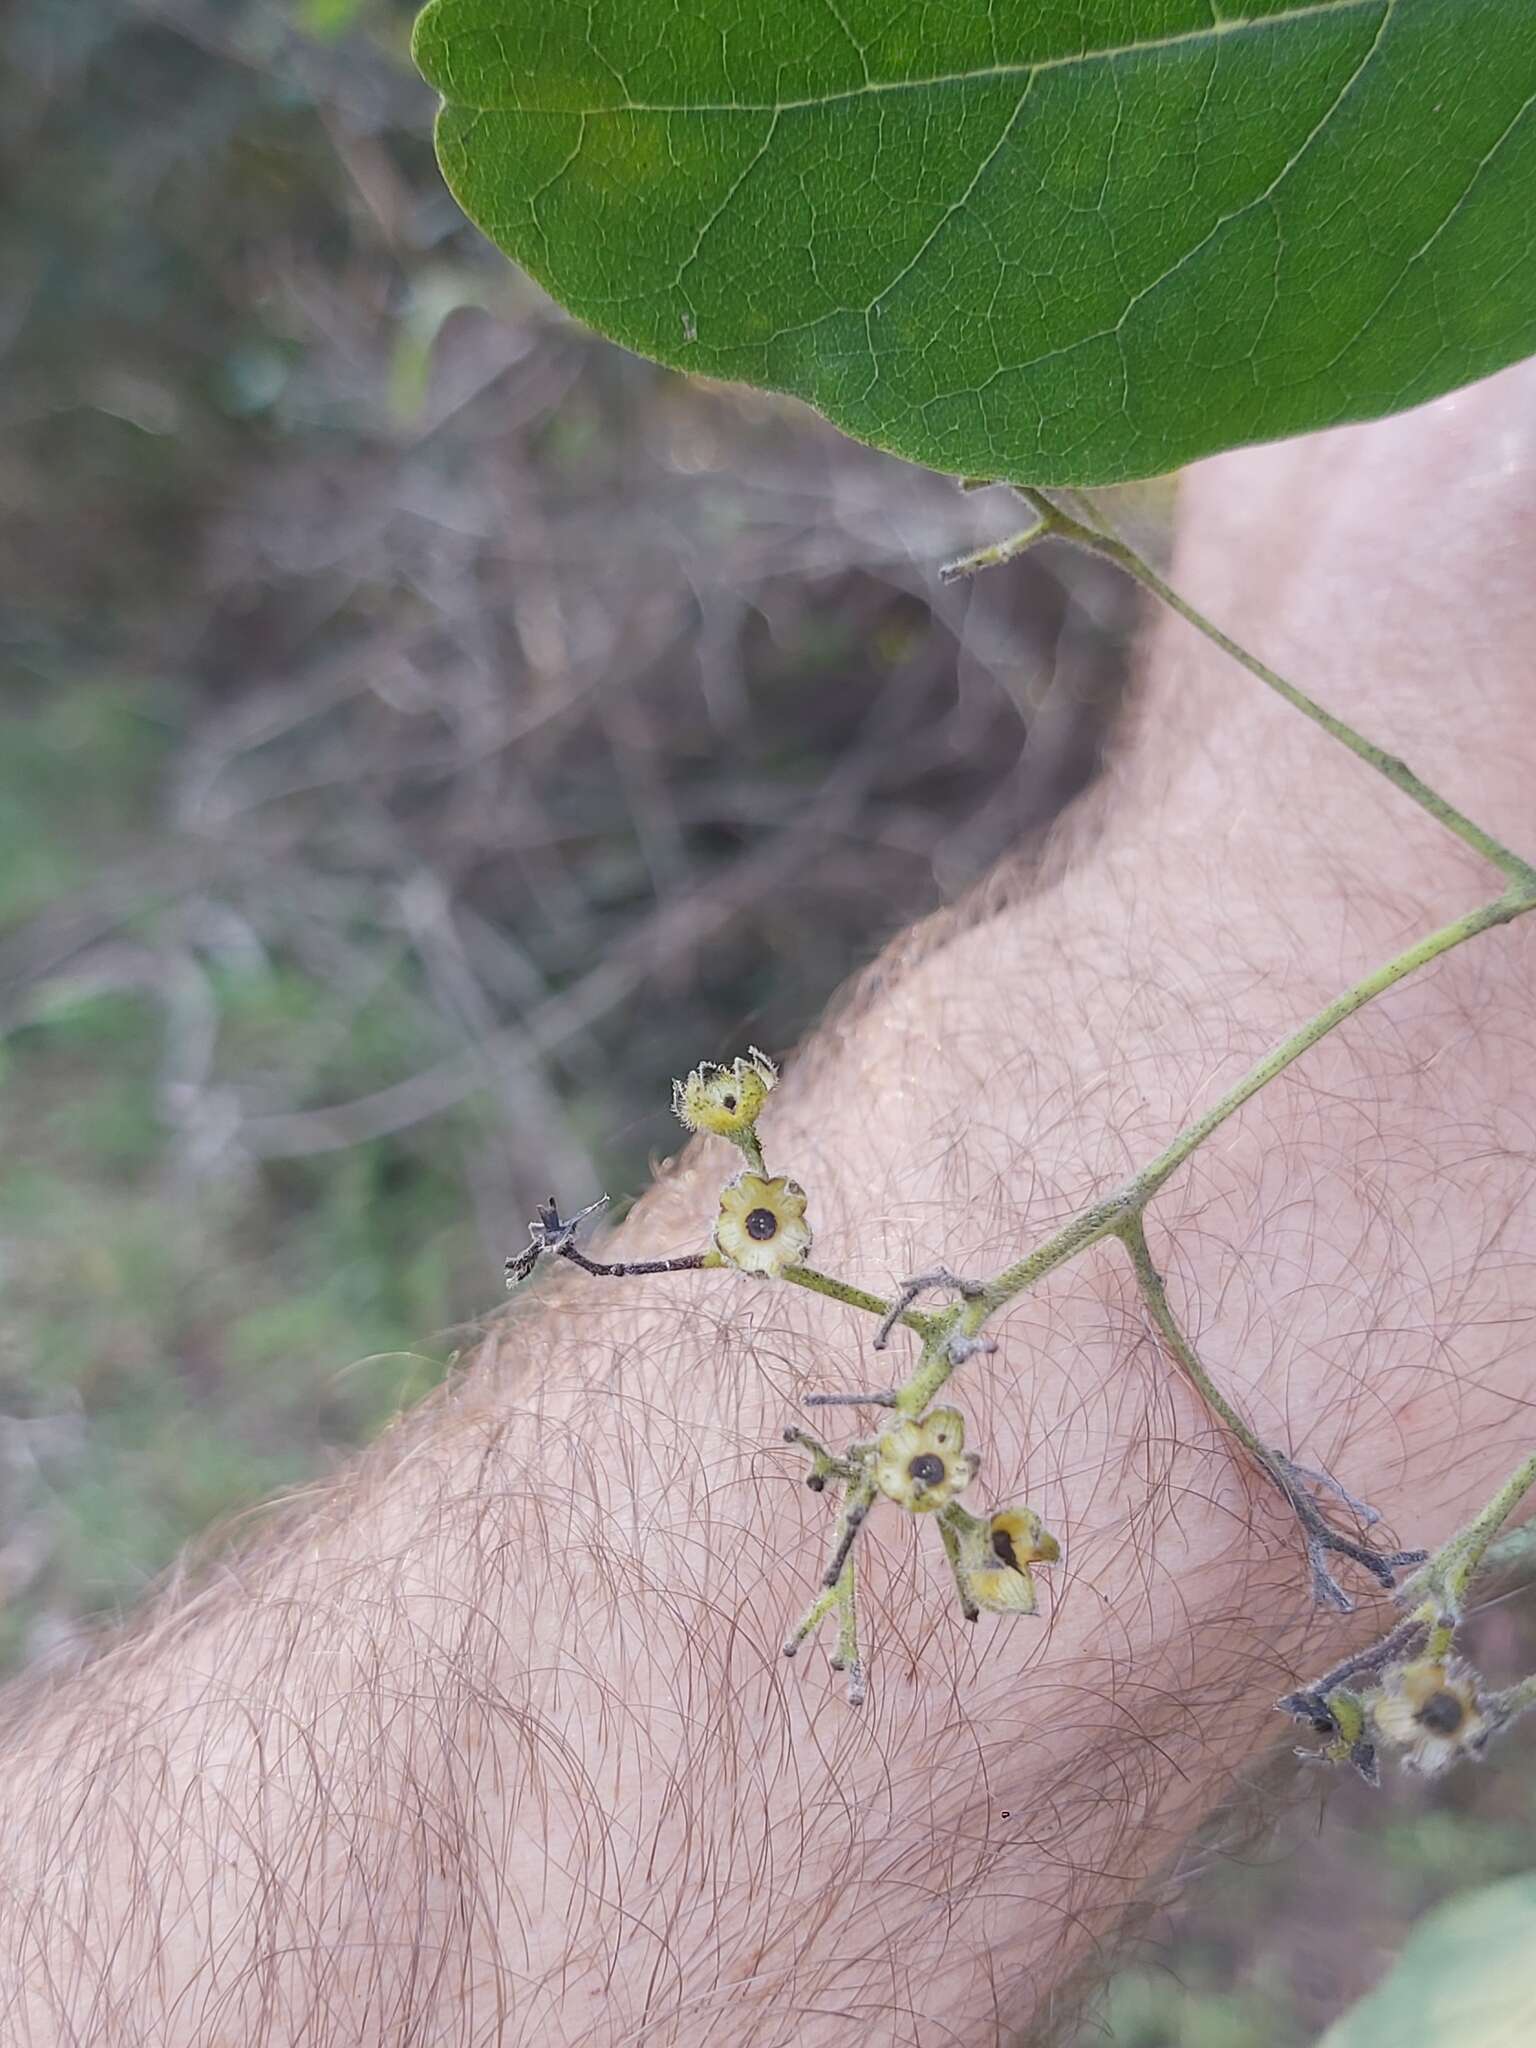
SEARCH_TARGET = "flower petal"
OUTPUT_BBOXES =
[966,1564,1039,1615]
[713,1171,812,1276]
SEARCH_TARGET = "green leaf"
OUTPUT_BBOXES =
[1321,1874,1536,2048]
[412,0,1536,486]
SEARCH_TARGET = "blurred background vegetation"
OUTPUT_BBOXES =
[3,2,1534,2040]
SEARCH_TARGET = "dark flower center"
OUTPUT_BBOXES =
[745,1206,778,1241]
[722,1094,737,1111]
[908,1453,946,1487]
[991,1526,1022,1572]
[1416,1689,1468,1736]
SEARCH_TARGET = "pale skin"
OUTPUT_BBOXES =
[3,365,1535,2045]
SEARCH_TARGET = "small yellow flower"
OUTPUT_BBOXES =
[961,1507,1060,1615]
[1371,1659,1490,1775]
[672,1048,777,1139]
[712,1171,812,1277]
[874,1409,978,1513]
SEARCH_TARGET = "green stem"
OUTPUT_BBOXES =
[1447,1453,1536,1604]
[1129,891,1533,1208]
[1289,1460,1536,1704]
[892,1320,967,1415]
[1116,1210,1427,1609]
[821,1477,877,1590]
[1413,1450,1536,1637]
[829,1557,866,1705]
[781,1426,855,1488]
[1116,1212,1270,1465]
[938,1512,979,1622]
[976,888,1534,1317]
[782,1263,936,1337]
[1478,1521,1536,1590]
[1487,1673,1536,1727]
[972,1194,1131,1321]
[939,518,1049,583]
[1016,489,1536,890]
[782,1581,839,1658]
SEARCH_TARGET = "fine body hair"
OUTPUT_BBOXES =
[5,376,1536,2043]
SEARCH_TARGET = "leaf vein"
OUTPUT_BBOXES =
[1317,83,1536,378]
[435,0,1387,117]
[1108,0,1394,341]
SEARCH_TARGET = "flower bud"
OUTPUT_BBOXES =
[948,1503,1059,1614]
[673,1048,777,1139]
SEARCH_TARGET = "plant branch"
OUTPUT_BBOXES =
[1403,1449,1536,1656]
[1284,1453,1536,1728]
[1014,487,1536,891]
[973,886,1535,1320]
[829,1556,866,1705]
[782,1262,938,1338]
[1488,1673,1536,1729]
[1127,889,1535,1207]
[557,1245,713,1279]
[1116,1211,1268,1460]
[1477,1520,1536,1594]
[1117,1211,1425,1609]
[937,518,1050,583]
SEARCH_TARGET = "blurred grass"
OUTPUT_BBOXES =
[0,0,1129,1667]
[0,683,472,1659]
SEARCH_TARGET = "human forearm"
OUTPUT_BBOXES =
[4,369,1536,2045]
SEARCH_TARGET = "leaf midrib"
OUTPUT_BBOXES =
[427,0,1387,116]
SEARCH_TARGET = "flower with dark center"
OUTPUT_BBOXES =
[1371,1658,1491,1775]
[712,1171,812,1277]
[873,1409,977,1513]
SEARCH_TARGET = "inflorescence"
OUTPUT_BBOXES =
[507,1047,1060,1706]
[506,1049,1536,1759]
[1280,1452,1536,1784]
